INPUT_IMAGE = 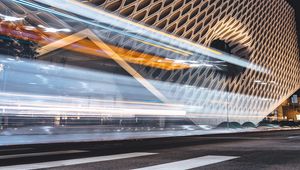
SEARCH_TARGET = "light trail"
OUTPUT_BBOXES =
[0,21,190,71]
[132,38,192,56]
[0,105,186,116]
[187,115,268,119]
[0,92,183,107]
[20,0,268,73]
[39,34,191,70]
[0,55,275,123]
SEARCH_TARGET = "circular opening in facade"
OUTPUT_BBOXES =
[210,39,247,78]
[210,39,231,54]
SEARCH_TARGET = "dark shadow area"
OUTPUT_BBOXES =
[210,39,250,78]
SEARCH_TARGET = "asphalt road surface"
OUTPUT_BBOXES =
[1,129,300,170]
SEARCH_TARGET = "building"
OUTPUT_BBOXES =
[0,0,299,143]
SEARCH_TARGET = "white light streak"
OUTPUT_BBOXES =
[18,0,268,73]
[0,64,4,72]
[190,63,214,67]
[0,14,24,22]
[38,25,71,33]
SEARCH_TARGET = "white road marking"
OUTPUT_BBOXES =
[134,155,239,170]
[0,150,87,159]
[0,152,157,170]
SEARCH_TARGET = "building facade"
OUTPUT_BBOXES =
[0,0,299,144]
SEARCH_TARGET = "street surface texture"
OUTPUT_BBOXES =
[1,129,300,170]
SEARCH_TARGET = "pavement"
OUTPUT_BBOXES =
[1,129,300,169]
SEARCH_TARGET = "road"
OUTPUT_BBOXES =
[1,129,300,170]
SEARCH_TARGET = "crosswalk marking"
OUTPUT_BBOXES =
[134,155,239,170]
[0,150,87,159]
[0,152,157,170]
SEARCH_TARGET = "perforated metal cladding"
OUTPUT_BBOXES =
[80,1,300,97]
[1,0,300,124]
[77,0,300,123]
[83,2,292,77]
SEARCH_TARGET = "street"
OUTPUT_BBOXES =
[1,129,300,169]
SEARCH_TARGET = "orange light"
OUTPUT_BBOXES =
[0,21,191,70]
[61,38,191,71]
